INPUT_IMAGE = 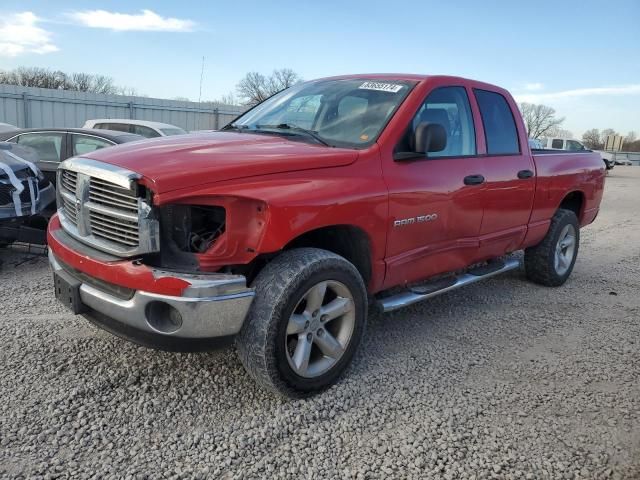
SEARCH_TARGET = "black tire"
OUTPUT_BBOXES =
[236,248,367,397]
[525,209,580,287]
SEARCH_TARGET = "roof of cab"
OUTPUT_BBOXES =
[311,73,509,95]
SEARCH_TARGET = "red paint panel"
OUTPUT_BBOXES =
[84,132,358,194]
[47,215,190,296]
[47,74,606,298]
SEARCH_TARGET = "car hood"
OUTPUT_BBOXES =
[0,144,39,172]
[82,132,359,194]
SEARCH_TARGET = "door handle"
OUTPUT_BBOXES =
[463,174,485,186]
[518,169,534,179]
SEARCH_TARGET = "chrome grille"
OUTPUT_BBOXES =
[89,211,140,246]
[89,178,139,213]
[61,194,78,225]
[60,170,77,193]
[56,158,159,257]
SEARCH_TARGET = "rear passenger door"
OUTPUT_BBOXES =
[472,89,536,257]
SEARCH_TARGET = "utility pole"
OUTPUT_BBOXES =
[198,56,205,129]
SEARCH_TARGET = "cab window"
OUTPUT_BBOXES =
[551,139,564,149]
[398,86,476,158]
[566,140,585,151]
[474,89,520,155]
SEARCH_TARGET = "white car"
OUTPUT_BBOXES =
[82,119,186,138]
[540,137,588,151]
[528,138,544,150]
[0,122,18,133]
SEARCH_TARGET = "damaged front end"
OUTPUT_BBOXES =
[47,157,268,347]
[0,143,55,245]
[144,196,268,276]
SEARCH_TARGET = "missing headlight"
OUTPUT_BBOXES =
[163,205,225,254]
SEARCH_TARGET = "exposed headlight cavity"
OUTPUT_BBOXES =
[162,204,225,253]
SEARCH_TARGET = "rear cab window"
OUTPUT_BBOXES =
[551,139,564,149]
[474,89,520,155]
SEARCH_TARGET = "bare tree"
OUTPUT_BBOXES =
[71,72,92,91]
[219,92,239,106]
[268,68,300,93]
[118,86,144,97]
[519,103,565,139]
[92,75,118,95]
[600,128,617,146]
[547,127,573,139]
[236,69,302,106]
[0,67,69,89]
[626,131,637,143]
[236,72,269,106]
[624,139,640,152]
[0,67,128,95]
[582,129,602,149]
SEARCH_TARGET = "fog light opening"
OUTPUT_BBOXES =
[145,301,183,334]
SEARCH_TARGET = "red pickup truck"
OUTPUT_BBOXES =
[48,74,605,396]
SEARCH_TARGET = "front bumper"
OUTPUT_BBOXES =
[49,248,255,351]
[0,181,55,219]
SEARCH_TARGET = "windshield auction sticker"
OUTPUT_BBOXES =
[358,81,404,93]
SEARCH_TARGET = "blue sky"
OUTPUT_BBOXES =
[1,0,639,136]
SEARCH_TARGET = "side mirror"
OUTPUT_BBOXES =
[394,122,447,161]
[414,122,447,154]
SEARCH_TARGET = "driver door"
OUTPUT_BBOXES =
[381,86,487,288]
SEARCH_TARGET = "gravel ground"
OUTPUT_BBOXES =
[1,167,639,480]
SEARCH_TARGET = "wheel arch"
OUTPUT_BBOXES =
[558,190,585,222]
[283,225,373,286]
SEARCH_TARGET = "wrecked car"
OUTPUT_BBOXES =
[0,143,55,246]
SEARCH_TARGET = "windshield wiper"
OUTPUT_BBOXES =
[222,123,250,131]
[255,124,330,146]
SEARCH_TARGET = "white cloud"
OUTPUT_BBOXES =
[523,82,543,91]
[68,9,195,32]
[0,12,58,57]
[515,84,640,103]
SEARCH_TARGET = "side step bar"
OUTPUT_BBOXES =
[379,258,521,313]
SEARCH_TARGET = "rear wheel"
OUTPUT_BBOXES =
[236,248,367,397]
[525,209,580,286]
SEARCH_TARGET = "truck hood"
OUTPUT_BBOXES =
[82,132,359,194]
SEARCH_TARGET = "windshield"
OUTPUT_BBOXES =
[226,78,416,148]
[160,127,187,136]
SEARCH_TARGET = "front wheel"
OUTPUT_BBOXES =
[236,248,367,397]
[525,209,580,287]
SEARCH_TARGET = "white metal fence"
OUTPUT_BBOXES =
[0,84,246,132]
[608,152,640,166]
